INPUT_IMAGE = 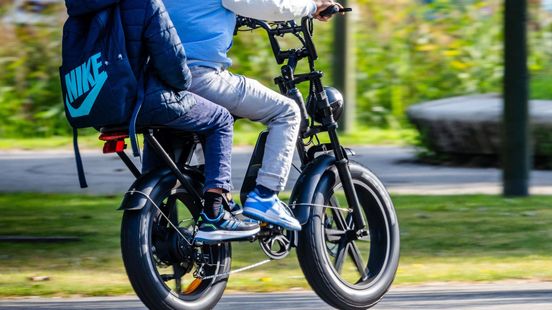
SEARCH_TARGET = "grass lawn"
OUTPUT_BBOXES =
[0,124,416,151]
[1,194,552,297]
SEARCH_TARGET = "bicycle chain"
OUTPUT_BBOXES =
[197,259,273,280]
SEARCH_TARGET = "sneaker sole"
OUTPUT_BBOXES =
[195,227,260,243]
[242,207,301,231]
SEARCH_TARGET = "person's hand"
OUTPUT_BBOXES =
[313,0,344,22]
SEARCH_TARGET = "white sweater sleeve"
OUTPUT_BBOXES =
[222,0,317,21]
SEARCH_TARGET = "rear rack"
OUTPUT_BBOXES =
[97,127,203,202]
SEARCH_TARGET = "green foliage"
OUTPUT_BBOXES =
[354,0,503,127]
[1,1,552,138]
[0,5,68,137]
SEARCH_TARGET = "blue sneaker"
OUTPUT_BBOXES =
[243,189,301,231]
[226,198,243,215]
[195,208,260,243]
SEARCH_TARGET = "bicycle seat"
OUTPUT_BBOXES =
[99,125,155,134]
[99,125,196,138]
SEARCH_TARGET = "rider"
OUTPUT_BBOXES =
[164,0,342,232]
[84,0,261,242]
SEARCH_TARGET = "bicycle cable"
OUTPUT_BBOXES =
[126,190,193,246]
[289,202,353,213]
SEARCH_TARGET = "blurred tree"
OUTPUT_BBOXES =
[503,0,530,196]
[334,0,356,133]
[0,0,551,138]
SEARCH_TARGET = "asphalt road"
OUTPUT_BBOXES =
[1,283,551,309]
[1,146,552,195]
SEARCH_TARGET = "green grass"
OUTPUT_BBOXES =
[0,123,416,151]
[531,69,552,100]
[2,194,552,297]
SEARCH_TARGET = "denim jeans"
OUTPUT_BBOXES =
[142,93,234,192]
[188,66,301,192]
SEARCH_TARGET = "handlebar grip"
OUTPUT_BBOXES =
[319,5,340,17]
[319,5,352,18]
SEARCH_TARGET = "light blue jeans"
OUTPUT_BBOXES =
[188,66,301,192]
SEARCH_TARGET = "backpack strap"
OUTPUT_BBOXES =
[73,127,88,188]
[129,66,147,158]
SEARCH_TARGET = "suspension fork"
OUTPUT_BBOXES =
[328,127,365,230]
[313,77,366,231]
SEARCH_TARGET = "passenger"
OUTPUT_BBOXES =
[68,0,261,241]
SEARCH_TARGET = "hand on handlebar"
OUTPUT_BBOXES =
[313,1,344,22]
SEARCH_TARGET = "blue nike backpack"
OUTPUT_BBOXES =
[60,3,144,188]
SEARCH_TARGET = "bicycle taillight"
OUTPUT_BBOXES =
[98,132,128,153]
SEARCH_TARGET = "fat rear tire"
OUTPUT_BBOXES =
[121,174,230,310]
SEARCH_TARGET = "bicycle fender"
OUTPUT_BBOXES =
[118,168,176,211]
[289,154,336,224]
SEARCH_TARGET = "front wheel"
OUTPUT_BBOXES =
[297,161,400,310]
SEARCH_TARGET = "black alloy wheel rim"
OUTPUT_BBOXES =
[322,181,391,289]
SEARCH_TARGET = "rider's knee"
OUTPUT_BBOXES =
[283,99,301,127]
[218,107,234,129]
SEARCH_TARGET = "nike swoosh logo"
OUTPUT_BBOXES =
[66,69,108,118]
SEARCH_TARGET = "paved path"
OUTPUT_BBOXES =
[1,146,552,195]
[1,282,551,309]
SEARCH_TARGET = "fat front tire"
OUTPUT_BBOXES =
[121,174,230,310]
[297,161,400,310]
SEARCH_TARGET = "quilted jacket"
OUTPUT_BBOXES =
[64,0,196,125]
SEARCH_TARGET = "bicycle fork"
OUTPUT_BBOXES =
[314,77,366,231]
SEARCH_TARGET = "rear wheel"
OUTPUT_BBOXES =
[121,175,230,310]
[297,161,400,310]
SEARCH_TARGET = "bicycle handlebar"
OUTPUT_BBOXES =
[235,7,352,65]
[319,5,352,18]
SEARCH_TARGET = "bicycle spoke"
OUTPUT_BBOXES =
[173,264,185,293]
[175,276,182,293]
[334,237,348,274]
[348,241,368,281]
[160,274,175,282]
[325,228,347,243]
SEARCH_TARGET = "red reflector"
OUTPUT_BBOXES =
[99,132,129,141]
[103,140,126,154]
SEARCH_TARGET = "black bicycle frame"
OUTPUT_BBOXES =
[236,16,366,230]
[114,15,366,231]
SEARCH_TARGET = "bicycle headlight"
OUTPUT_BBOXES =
[307,87,344,124]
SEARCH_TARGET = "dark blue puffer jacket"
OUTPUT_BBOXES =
[64,0,196,125]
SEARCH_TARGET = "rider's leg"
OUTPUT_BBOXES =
[142,93,259,241]
[188,66,301,230]
[188,67,300,191]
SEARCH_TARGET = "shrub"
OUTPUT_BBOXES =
[0,0,552,137]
